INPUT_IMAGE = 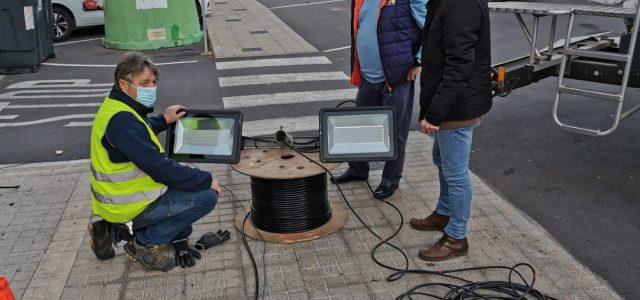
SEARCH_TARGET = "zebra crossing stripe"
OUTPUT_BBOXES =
[216,57,331,70]
[0,114,95,127]
[7,103,102,109]
[0,115,18,120]
[242,115,319,137]
[218,72,349,87]
[64,121,94,127]
[223,89,357,108]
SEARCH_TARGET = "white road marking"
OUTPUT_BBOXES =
[0,102,8,113]
[53,37,103,46]
[0,115,18,120]
[0,114,95,127]
[7,79,112,89]
[0,89,110,99]
[243,115,318,137]
[270,0,345,9]
[7,103,101,109]
[323,45,351,52]
[41,60,198,68]
[223,89,357,108]
[0,159,90,170]
[219,71,349,87]
[216,57,331,70]
[64,121,94,127]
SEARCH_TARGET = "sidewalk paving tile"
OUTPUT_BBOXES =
[0,133,622,299]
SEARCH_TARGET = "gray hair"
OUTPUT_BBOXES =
[113,51,159,90]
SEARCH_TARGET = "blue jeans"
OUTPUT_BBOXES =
[131,188,217,245]
[432,124,477,239]
[349,78,414,185]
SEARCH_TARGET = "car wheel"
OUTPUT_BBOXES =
[52,7,76,42]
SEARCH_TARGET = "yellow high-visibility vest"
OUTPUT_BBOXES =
[89,97,167,223]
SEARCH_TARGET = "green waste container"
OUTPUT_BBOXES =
[103,0,203,50]
[0,0,54,74]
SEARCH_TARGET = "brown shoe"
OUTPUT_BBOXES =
[409,212,449,231]
[418,233,468,262]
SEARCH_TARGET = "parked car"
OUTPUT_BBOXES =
[52,0,211,42]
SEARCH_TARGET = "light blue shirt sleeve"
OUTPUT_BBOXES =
[410,0,428,60]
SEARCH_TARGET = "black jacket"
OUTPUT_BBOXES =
[102,88,212,192]
[419,0,492,126]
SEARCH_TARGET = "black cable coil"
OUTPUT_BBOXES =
[249,173,332,233]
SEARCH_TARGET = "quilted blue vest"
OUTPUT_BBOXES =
[378,0,421,88]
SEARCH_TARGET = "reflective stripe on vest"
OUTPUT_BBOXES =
[90,185,168,204]
[90,165,148,183]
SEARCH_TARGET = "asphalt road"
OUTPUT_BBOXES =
[0,28,222,164]
[0,1,638,298]
[258,0,640,298]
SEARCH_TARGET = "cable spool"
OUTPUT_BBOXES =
[249,173,332,233]
[232,148,347,243]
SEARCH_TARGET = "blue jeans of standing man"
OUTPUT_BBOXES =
[432,123,478,239]
[132,188,217,245]
[349,78,414,185]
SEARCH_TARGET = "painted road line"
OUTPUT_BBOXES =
[223,89,357,108]
[270,0,345,9]
[0,114,95,127]
[0,159,90,170]
[54,37,103,46]
[0,115,18,120]
[7,103,102,109]
[243,115,318,137]
[7,79,112,89]
[219,72,349,87]
[41,60,198,68]
[0,89,110,99]
[323,45,351,52]
[0,102,8,113]
[64,121,94,127]
[216,57,331,70]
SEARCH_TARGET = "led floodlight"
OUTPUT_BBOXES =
[319,107,397,163]
[166,110,243,164]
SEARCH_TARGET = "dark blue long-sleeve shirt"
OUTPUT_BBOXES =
[101,88,212,192]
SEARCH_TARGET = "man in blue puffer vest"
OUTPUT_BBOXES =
[331,0,426,199]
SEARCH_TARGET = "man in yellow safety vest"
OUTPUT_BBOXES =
[88,51,226,272]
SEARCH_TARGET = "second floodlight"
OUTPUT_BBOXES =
[319,106,397,163]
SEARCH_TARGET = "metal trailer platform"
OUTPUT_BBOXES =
[489,1,636,18]
[489,2,640,136]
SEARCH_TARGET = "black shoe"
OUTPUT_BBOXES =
[124,238,175,272]
[330,169,368,184]
[87,220,115,260]
[373,181,398,199]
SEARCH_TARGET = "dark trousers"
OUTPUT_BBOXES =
[348,78,414,185]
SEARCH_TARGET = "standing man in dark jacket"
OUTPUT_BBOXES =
[331,0,426,199]
[409,0,492,261]
[88,52,227,272]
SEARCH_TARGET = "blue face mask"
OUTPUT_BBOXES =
[125,81,157,108]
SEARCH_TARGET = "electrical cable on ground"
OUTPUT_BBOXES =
[283,141,556,300]
[229,136,556,299]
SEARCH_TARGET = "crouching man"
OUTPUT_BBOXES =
[88,51,227,272]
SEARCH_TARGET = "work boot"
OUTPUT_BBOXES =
[418,233,468,262]
[87,219,115,260]
[409,212,449,232]
[124,238,175,272]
